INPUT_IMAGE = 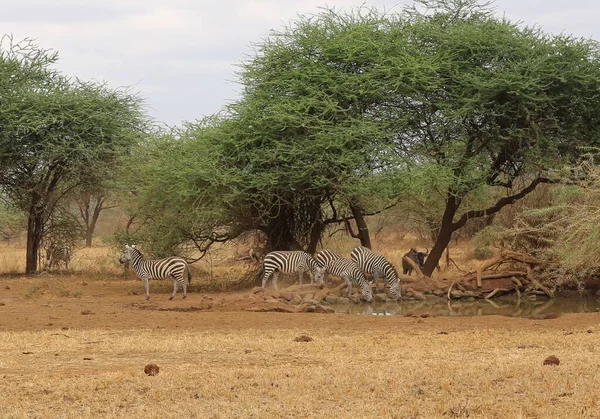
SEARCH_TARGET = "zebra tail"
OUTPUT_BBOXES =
[187,266,192,284]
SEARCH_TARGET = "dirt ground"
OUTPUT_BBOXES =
[2,275,600,418]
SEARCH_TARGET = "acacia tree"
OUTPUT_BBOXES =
[122,1,600,272]
[0,37,145,273]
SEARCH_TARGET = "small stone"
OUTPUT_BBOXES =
[252,287,265,294]
[144,364,160,376]
[294,335,313,342]
[314,304,335,314]
[543,355,560,366]
[279,292,293,301]
[432,289,445,297]
[289,295,303,305]
[302,294,314,302]
[412,292,427,301]
[450,290,464,299]
[374,293,387,303]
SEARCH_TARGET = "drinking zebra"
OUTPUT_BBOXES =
[260,251,325,291]
[119,244,192,301]
[316,249,373,302]
[45,243,72,270]
[351,246,401,299]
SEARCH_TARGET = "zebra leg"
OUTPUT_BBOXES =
[261,268,272,289]
[272,271,280,292]
[343,275,352,297]
[373,272,380,293]
[170,277,178,300]
[182,278,187,299]
[143,277,150,301]
[298,268,304,287]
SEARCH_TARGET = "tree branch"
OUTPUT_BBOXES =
[453,177,557,230]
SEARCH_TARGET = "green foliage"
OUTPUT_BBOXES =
[120,1,600,261]
[0,36,146,272]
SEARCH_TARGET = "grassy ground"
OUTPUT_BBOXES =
[0,274,599,418]
[1,233,599,417]
[1,316,600,418]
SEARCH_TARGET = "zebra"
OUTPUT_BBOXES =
[119,244,192,301]
[316,249,373,302]
[351,246,401,299]
[260,251,325,291]
[45,243,72,270]
[402,248,429,276]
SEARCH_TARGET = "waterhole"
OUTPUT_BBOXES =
[333,296,600,317]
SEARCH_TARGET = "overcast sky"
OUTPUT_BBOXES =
[2,0,599,127]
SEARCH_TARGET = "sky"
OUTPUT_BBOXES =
[2,0,600,127]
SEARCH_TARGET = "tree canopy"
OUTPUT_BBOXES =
[0,36,146,272]
[120,0,600,273]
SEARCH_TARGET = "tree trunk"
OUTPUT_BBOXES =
[85,197,104,247]
[349,203,371,249]
[422,195,458,277]
[25,202,44,274]
[422,177,555,277]
[307,220,325,255]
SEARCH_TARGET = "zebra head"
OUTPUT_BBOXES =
[361,283,373,303]
[313,266,326,288]
[119,244,136,264]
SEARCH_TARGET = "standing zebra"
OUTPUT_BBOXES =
[316,249,373,302]
[119,244,192,301]
[260,251,325,291]
[46,243,72,270]
[351,246,401,299]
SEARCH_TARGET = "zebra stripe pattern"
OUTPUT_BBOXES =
[261,251,325,291]
[316,249,373,302]
[351,246,401,299]
[46,243,72,270]
[119,244,192,301]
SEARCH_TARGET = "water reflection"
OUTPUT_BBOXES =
[333,297,600,317]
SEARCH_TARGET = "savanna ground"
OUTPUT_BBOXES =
[1,234,600,418]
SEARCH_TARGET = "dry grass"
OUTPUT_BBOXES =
[0,325,599,418]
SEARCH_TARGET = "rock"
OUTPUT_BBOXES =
[349,295,361,304]
[596,289,600,297]
[304,299,319,305]
[313,290,329,301]
[337,297,350,305]
[299,304,317,312]
[450,290,464,299]
[374,293,387,303]
[314,304,335,314]
[302,293,314,302]
[144,364,160,376]
[463,297,475,302]
[289,295,303,305]
[252,287,265,294]
[294,335,313,342]
[432,289,445,297]
[412,292,427,301]
[543,355,560,366]
[325,296,338,305]
[279,292,293,301]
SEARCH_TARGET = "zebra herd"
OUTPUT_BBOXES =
[260,246,413,302]
[118,243,427,302]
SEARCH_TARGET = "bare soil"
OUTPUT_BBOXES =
[1,275,600,418]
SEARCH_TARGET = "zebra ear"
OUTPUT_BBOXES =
[131,244,136,249]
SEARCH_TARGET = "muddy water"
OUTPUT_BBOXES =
[333,296,600,317]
